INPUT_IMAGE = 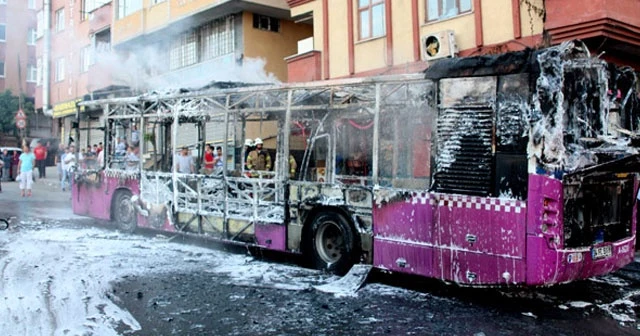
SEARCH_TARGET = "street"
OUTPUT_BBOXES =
[1,167,640,335]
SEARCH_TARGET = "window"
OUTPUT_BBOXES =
[118,0,142,19]
[81,46,93,72]
[82,0,111,20]
[28,0,37,10]
[358,0,385,40]
[0,25,5,42]
[55,8,65,32]
[169,31,198,70]
[28,28,37,45]
[200,16,235,61]
[169,16,236,70]
[36,11,44,38]
[0,62,4,77]
[37,57,42,85]
[55,57,65,82]
[27,64,37,82]
[0,0,6,5]
[427,0,472,21]
[253,14,280,33]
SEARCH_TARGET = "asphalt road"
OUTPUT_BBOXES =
[1,167,640,335]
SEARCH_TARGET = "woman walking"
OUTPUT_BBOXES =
[17,145,36,197]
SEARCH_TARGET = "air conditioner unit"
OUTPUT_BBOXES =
[421,30,458,61]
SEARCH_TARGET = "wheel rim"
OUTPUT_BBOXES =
[315,220,344,264]
[117,195,134,226]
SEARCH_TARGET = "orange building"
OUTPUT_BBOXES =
[35,0,115,143]
[0,1,37,100]
[110,0,313,87]
[285,0,640,82]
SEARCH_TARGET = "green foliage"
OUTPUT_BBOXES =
[143,132,156,146]
[0,90,35,134]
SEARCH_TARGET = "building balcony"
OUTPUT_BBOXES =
[545,0,640,66]
[285,37,321,83]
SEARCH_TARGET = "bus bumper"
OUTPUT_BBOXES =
[525,234,636,286]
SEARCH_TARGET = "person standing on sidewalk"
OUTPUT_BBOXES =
[33,141,47,179]
[55,143,65,181]
[17,145,36,197]
[0,159,4,192]
[61,147,77,192]
[1,149,10,181]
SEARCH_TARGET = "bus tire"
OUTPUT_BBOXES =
[112,190,137,233]
[309,212,358,275]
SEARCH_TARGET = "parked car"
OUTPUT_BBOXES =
[0,146,22,181]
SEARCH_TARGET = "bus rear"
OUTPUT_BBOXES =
[373,41,639,286]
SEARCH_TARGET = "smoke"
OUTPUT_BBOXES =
[94,45,279,93]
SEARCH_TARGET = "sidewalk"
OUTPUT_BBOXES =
[0,166,76,220]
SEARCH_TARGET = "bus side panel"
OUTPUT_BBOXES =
[72,174,139,221]
[436,250,526,285]
[255,222,286,251]
[526,174,636,285]
[372,191,436,277]
[434,194,527,285]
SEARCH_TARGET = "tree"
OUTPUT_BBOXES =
[0,90,35,134]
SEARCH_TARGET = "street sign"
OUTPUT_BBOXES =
[15,109,26,120]
[16,119,26,129]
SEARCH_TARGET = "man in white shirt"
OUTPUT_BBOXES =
[131,124,140,146]
[61,147,76,191]
[174,147,194,174]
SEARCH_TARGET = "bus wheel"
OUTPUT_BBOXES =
[112,190,137,233]
[310,212,357,275]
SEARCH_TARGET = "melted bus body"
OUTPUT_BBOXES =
[73,42,639,286]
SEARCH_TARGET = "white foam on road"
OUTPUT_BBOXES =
[0,221,339,335]
[0,222,230,335]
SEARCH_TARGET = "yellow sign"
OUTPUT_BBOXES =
[53,99,84,118]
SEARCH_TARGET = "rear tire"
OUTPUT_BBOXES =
[112,190,137,233]
[309,212,358,275]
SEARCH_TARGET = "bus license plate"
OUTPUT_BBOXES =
[591,245,612,260]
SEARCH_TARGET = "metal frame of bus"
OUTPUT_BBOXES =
[73,41,640,286]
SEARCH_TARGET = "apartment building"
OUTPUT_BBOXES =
[0,0,39,140]
[35,0,114,144]
[285,0,640,82]
[0,0,37,96]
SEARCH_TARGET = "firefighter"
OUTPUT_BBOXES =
[289,154,297,179]
[246,138,271,174]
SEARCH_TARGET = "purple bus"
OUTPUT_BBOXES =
[72,41,639,286]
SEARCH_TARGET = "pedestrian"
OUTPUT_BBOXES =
[175,146,194,174]
[17,145,36,197]
[115,137,127,158]
[55,143,65,181]
[33,141,47,179]
[0,158,4,192]
[201,144,214,174]
[131,124,140,147]
[61,147,76,191]
[214,146,224,174]
[1,149,10,181]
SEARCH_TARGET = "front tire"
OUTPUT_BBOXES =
[309,212,358,275]
[112,190,137,233]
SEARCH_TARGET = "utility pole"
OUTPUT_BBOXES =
[43,0,51,116]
